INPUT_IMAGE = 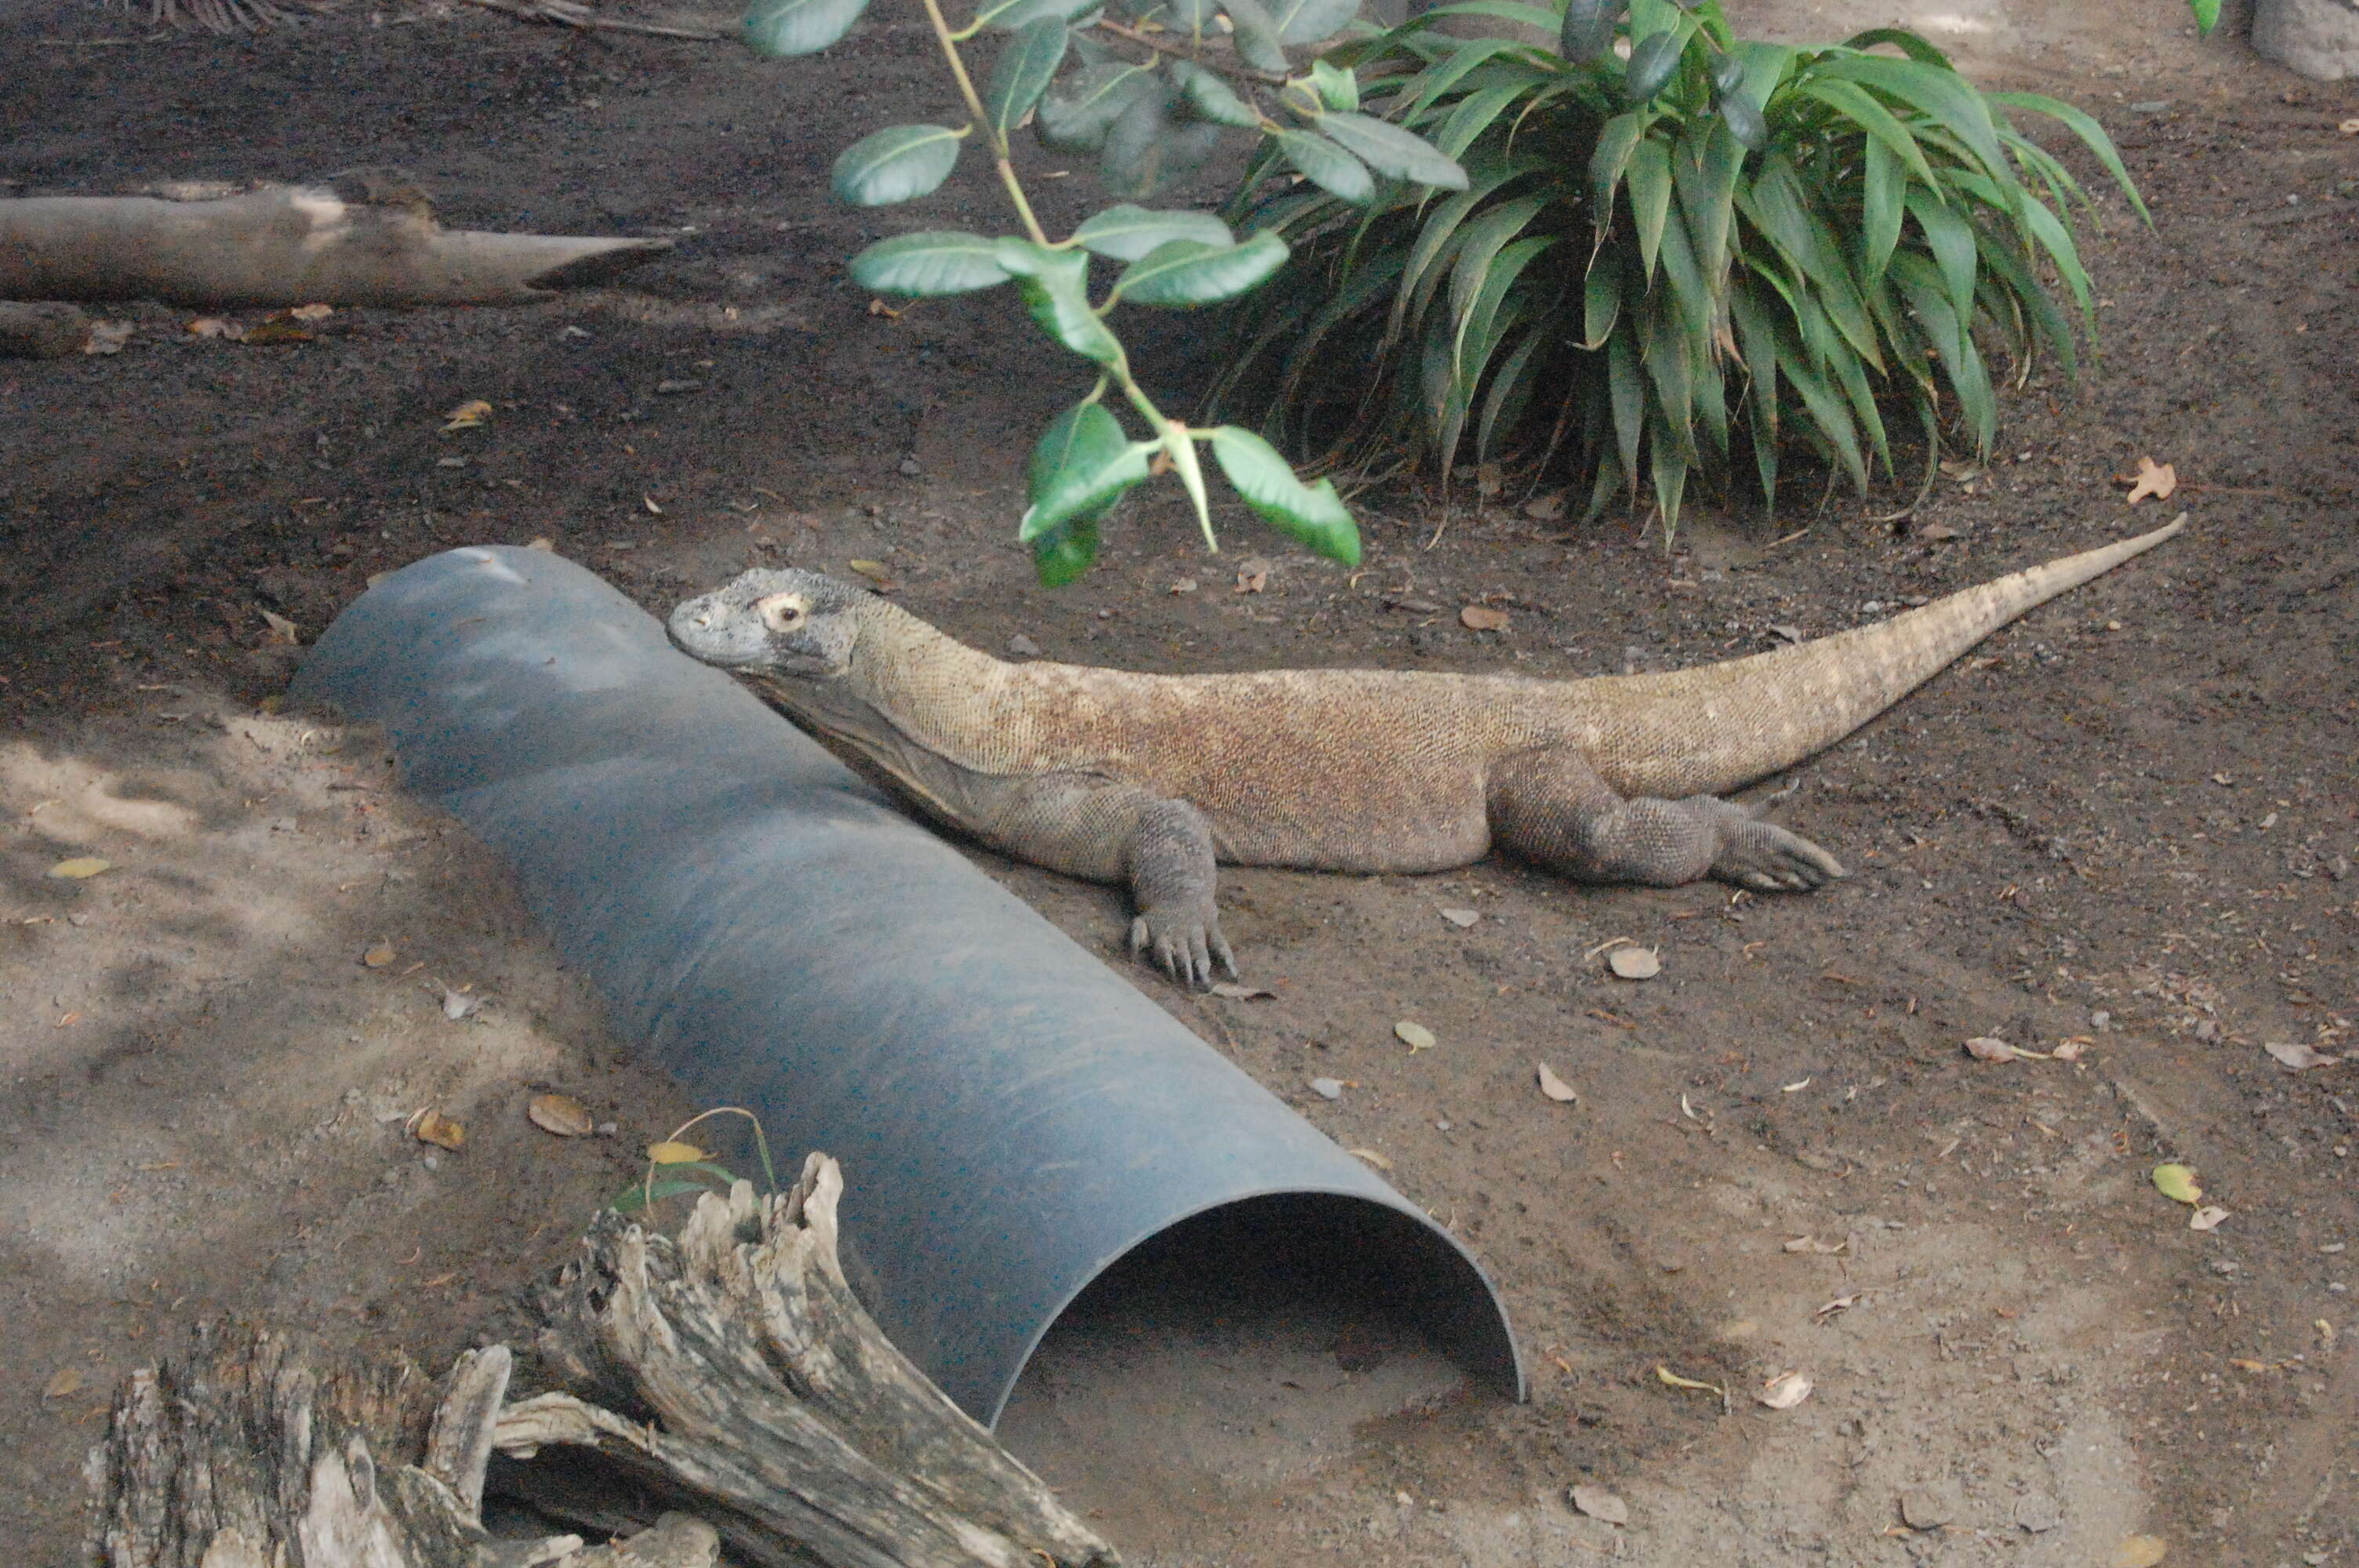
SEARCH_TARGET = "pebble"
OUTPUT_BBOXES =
[1007,633,1042,658]
[1309,1077,1343,1100]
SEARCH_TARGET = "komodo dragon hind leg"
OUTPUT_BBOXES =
[972,774,1238,989]
[1488,747,1847,893]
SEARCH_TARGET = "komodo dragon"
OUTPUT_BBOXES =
[668,514,2183,988]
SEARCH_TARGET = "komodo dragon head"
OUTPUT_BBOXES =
[668,568,871,679]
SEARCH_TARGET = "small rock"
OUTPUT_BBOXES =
[2092,1009,2111,1031]
[2209,1258,2240,1276]
[1006,633,1042,658]
[1309,1077,1343,1100]
[896,455,921,477]
[2014,1493,2062,1534]
[1899,1483,1961,1530]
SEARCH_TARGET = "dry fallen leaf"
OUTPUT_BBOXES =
[2123,456,2177,504]
[408,1108,465,1150]
[1816,1293,1864,1319]
[1234,560,1270,593]
[1347,1146,1392,1171]
[1780,1076,1812,1093]
[1394,1019,1437,1052]
[2189,1205,2230,1232]
[1965,1036,2023,1062]
[2112,1534,2168,1568]
[1757,1370,1812,1410]
[2051,1038,2088,1062]
[1169,577,1198,594]
[643,495,666,516]
[528,1092,595,1138]
[1783,1235,1848,1255]
[441,399,493,432]
[2265,1040,2341,1070]
[2228,1357,2271,1374]
[1607,946,1660,980]
[289,303,334,321]
[43,1367,84,1401]
[1536,1062,1578,1102]
[1654,1365,1723,1396]
[867,297,902,318]
[189,316,245,340]
[1917,522,1961,541]
[258,608,301,646]
[85,321,134,354]
[2341,118,2359,136]
[1523,492,1565,521]
[1568,1484,1627,1526]
[362,940,397,969]
[1207,981,1274,1000]
[647,1140,707,1164]
[435,982,485,1022]
[46,857,112,880]
[528,536,556,552]
[1459,604,1510,632]
[243,312,314,345]
[1439,907,1480,928]
[2152,1163,2203,1204]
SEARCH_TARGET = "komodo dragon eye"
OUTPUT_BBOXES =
[755,593,808,633]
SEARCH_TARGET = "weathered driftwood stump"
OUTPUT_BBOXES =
[84,1155,1118,1568]
[2,173,671,309]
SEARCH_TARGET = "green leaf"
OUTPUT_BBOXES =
[1903,185,1978,321]
[1275,129,1375,205]
[1624,30,1683,104]
[1314,111,1467,190]
[1272,0,1357,40]
[1816,54,2012,189]
[1102,84,1227,198]
[1605,328,1644,485]
[1835,25,1953,67]
[1858,132,1903,284]
[1171,60,1260,129]
[1558,0,1621,60]
[1398,36,1521,123]
[609,1179,716,1213]
[1626,136,1672,281]
[1794,77,1940,189]
[1714,86,1765,151]
[1310,58,1360,112]
[1207,426,1361,564]
[849,230,1012,296]
[1030,514,1102,585]
[1114,229,1289,306]
[743,0,867,56]
[832,125,964,206]
[1071,204,1234,261]
[1590,111,1648,222]
[1986,90,2150,222]
[2186,0,2219,33]
[969,0,1096,28]
[1474,325,1543,460]
[1035,63,1155,154]
[1020,401,1154,539]
[1452,234,1552,386]
[984,16,1070,142]
[1580,258,1620,350]
[1671,114,1743,286]
[992,240,1125,365]
[1220,0,1291,71]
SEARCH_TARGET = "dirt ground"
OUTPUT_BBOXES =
[4,0,2357,1561]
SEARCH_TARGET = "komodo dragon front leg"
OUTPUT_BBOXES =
[963,773,1238,988]
[1487,747,1846,892]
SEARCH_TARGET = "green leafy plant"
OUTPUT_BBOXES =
[744,0,1475,582]
[1212,0,2145,535]
[608,1105,781,1214]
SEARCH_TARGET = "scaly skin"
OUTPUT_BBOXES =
[668,514,2183,987]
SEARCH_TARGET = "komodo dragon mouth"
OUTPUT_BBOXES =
[666,515,2184,990]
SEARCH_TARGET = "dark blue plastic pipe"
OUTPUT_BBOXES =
[294,546,1523,1425]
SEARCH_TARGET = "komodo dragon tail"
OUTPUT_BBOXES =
[1589,514,2186,800]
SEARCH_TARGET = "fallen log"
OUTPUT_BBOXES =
[2,172,671,309]
[84,1154,1118,1568]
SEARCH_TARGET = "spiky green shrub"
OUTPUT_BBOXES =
[1211,0,2145,530]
